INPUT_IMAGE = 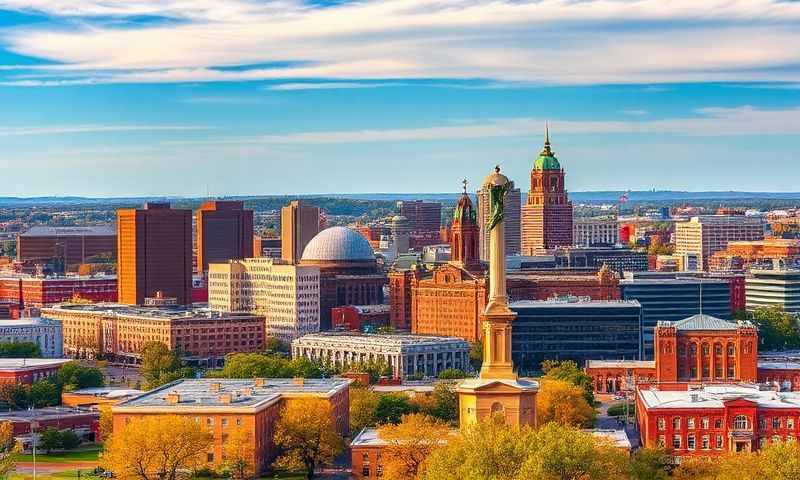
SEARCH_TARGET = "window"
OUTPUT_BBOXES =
[728,344,735,355]
[687,435,696,450]
[702,435,710,450]
[789,418,795,430]
[715,344,722,355]
[760,418,767,431]
[362,466,370,477]
[690,344,697,355]
[774,418,782,429]
[715,419,723,429]
[207,453,214,463]
[688,418,695,429]
[657,418,666,431]
[206,418,214,427]
[760,438,767,448]
[673,435,682,449]
[673,417,681,430]
[657,436,666,448]
[716,435,723,449]
[702,417,710,429]
[221,418,228,428]
[236,417,242,426]
[702,344,709,355]
[734,415,750,430]
[773,435,782,443]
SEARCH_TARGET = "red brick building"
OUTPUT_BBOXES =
[117,203,193,306]
[506,265,620,302]
[16,226,116,273]
[409,189,487,342]
[388,268,420,330]
[0,275,117,308]
[196,200,254,274]
[332,304,390,331]
[0,359,72,385]
[521,129,573,254]
[637,384,800,457]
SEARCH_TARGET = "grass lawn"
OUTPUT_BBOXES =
[18,447,101,463]
[10,471,100,480]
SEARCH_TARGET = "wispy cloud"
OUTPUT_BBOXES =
[622,110,648,116]
[162,106,800,146]
[179,96,268,105]
[0,0,799,86]
[0,124,214,136]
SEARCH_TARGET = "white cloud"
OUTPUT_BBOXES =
[0,0,798,85]
[161,106,800,146]
[622,110,648,116]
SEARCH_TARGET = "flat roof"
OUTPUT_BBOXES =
[20,226,116,237]
[43,303,262,321]
[587,429,632,450]
[117,378,350,411]
[0,407,97,423]
[758,362,800,371]
[66,387,144,399]
[510,299,641,309]
[293,332,469,347]
[0,358,72,371]
[585,360,655,370]
[639,385,800,410]
[621,278,728,286]
[0,317,59,327]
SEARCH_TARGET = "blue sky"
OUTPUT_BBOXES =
[0,0,799,197]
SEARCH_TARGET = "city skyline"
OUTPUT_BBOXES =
[1,1,799,196]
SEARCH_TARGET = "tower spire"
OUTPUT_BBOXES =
[545,122,550,147]
[462,178,468,194]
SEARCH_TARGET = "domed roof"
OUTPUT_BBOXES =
[533,124,561,171]
[454,181,477,223]
[301,226,375,262]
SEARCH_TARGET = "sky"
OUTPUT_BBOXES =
[0,0,799,197]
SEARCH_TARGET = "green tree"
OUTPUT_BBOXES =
[375,393,419,425]
[39,427,62,453]
[0,382,28,409]
[264,337,290,355]
[347,359,393,383]
[0,342,41,358]
[630,448,671,480]
[140,342,194,389]
[28,379,60,408]
[469,342,483,371]
[273,398,345,479]
[0,422,21,478]
[349,387,379,433]
[56,362,104,391]
[437,369,466,380]
[59,430,81,450]
[749,306,800,351]
[208,352,329,379]
[422,383,458,425]
[541,359,596,406]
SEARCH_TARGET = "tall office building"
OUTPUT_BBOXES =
[117,202,192,306]
[477,184,521,260]
[674,215,765,270]
[746,268,800,314]
[281,201,321,264]
[397,200,441,234]
[16,226,116,272]
[521,128,573,254]
[196,200,254,274]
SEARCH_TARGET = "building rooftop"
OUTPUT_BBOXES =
[0,317,60,328]
[510,299,641,309]
[348,304,391,315]
[42,303,262,321]
[351,426,456,447]
[0,407,97,423]
[301,226,375,263]
[758,361,800,371]
[0,358,72,371]
[66,387,144,399]
[585,360,655,370]
[639,384,800,410]
[587,429,632,450]
[0,273,117,282]
[19,226,116,237]
[293,332,469,347]
[620,277,728,286]
[117,378,350,410]
[657,314,752,331]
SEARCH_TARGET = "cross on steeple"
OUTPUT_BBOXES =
[462,178,468,194]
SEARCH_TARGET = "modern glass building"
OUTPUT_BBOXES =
[621,277,732,359]
[510,299,642,374]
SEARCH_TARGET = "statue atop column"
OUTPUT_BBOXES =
[456,165,539,428]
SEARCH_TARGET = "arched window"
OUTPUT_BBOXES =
[728,344,736,356]
[690,344,697,355]
[734,415,750,430]
[491,402,506,423]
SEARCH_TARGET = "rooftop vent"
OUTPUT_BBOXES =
[254,378,266,387]
[219,393,233,404]
[292,377,305,386]
[210,382,222,392]
[166,392,180,404]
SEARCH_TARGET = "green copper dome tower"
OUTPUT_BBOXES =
[533,123,561,171]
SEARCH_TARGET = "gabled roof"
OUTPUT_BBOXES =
[658,314,752,331]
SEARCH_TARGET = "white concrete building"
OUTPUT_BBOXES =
[0,318,63,358]
[208,258,320,340]
[573,218,619,247]
[292,332,470,379]
[675,216,764,270]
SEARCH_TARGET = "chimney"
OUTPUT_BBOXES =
[242,388,253,396]
[210,382,222,392]
[219,393,233,404]
[166,392,181,404]
[292,377,305,386]
[254,378,266,387]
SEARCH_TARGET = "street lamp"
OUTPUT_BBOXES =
[30,419,39,480]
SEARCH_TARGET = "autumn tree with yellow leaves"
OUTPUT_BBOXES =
[273,398,344,479]
[536,378,596,428]
[101,415,213,480]
[0,422,21,478]
[224,426,256,480]
[377,414,452,480]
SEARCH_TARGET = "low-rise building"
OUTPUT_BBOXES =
[207,257,321,340]
[112,378,350,475]
[331,305,390,332]
[0,407,100,449]
[745,268,800,314]
[41,303,265,365]
[61,387,145,408]
[0,358,72,384]
[637,384,800,458]
[292,332,470,379]
[0,274,117,307]
[573,218,619,247]
[0,317,63,357]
